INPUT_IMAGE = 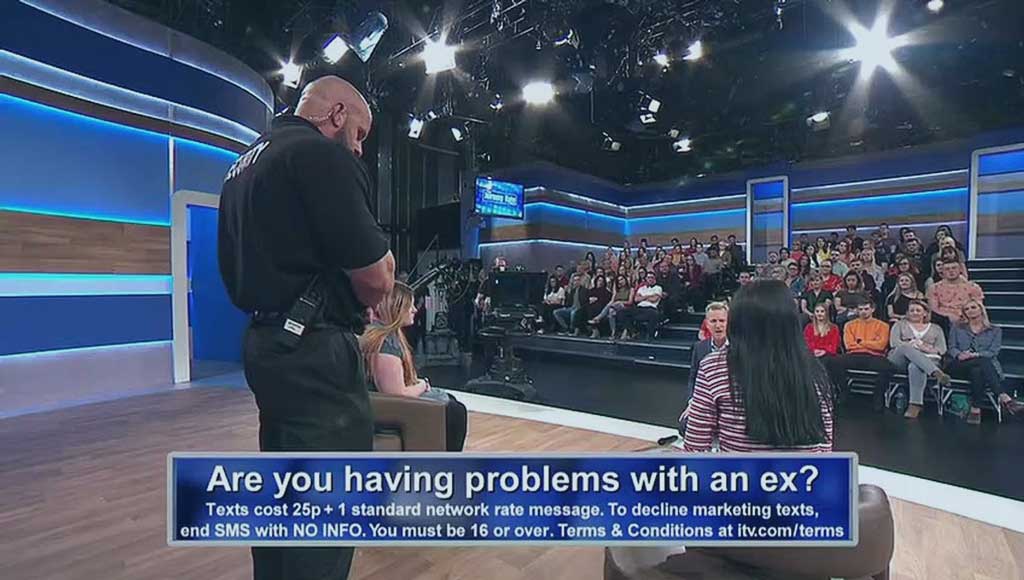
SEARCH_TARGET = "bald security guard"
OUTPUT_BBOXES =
[218,76,395,580]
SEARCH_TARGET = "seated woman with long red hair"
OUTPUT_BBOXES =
[360,282,467,451]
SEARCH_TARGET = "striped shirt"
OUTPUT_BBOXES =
[682,349,834,453]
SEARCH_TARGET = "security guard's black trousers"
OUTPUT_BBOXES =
[243,322,373,580]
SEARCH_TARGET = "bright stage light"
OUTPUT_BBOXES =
[672,137,692,153]
[640,113,657,124]
[846,16,905,74]
[683,40,704,62]
[408,117,424,139]
[423,39,457,74]
[280,60,303,88]
[927,0,944,14]
[809,111,830,123]
[451,126,464,142]
[602,133,622,152]
[523,81,555,105]
[653,52,670,67]
[322,36,350,64]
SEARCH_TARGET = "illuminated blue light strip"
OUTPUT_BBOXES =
[792,220,967,235]
[1,50,259,144]
[479,239,611,250]
[20,0,272,109]
[791,187,967,209]
[629,207,746,223]
[0,273,172,297]
[0,205,170,227]
[0,339,172,362]
[525,187,626,213]
[524,202,626,223]
[790,169,968,193]
[626,194,745,212]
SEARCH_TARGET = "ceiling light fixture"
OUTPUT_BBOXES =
[523,81,556,105]
[683,40,704,62]
[322,35,350,64]
[423,38,457,74]
[280,60,303,88]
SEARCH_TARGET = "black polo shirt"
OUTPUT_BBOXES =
[218,115,388,326]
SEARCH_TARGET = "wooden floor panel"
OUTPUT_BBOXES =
[0,387,1019,580]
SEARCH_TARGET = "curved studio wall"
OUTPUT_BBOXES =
[0,0,271,417]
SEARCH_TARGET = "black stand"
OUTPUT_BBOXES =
[465,323,536,401]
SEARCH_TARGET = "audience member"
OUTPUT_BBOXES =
[946,300,1020,423]
[801,273,834,320]
[778,247,795,268]
[582,274,612,338]
[928,258,984,333]
[737,270,753,287]
[554,273,588,335]
[805,303,840,360]
[877,223,898,258]
[835,239,855,265]
[540,275,566,333]
[554,264,569,288]
[814,237,831,266]
[693,242,709,268]
[887,300,952,419]
[885,272,926,324]
[860,248,886,288]
[656,261,683,319]
[881,255,923,301]
[845,224,864,252]
[757,251,786,281]
[797,254,813,278]
[835,272,870,327]
[617,272,663,340]
[825,302,895,411]
[590,274,632,337]
[819,260,844,293]
[361,282,467,451]
[928,241,967,289]
[725,234,745,268]
[829,249,850,276]
[683,280,834,453]
[784,261,806,297]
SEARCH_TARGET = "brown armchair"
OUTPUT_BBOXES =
[605,484,894,580]
[369,392,447,451]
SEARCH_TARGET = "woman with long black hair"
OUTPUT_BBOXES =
[684,280,834,452]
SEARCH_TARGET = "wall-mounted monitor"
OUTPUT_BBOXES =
[475,177,525,220]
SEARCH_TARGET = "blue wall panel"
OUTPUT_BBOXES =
[0,1,268,132]
[790,188,968,230]
[0,93,170,224]
[174,139,237,194]
[0,295,172,356]
[978,149,1024,176]
[189,206,247,362]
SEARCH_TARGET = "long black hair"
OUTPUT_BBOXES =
[726,280,832,447]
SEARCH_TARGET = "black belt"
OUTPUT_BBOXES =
[250,311,357,333]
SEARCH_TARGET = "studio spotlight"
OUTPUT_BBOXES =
[523,81,556,105]
[640,113,657,125]
[322,35,350,64]
[451,126,465,142]
[672,137,693,153]
[846,16,905,74]
[602,134,622,152]
[667,128,681,139]
[280,59,303,88]
[425,110,440,121]
[639,94,661,113]
[422,38,457,74]
[408,117,425,139]
[490,94,504,111]
[926,0,944,14]
[683,40,704,62]
[653,52,670,67]
[806,111,831,131]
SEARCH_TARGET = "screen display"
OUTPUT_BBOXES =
[475,177,525,219]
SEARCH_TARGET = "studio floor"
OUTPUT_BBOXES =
[1,385,1022,580]
[421,353,1024,503]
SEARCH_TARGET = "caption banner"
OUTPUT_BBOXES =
[168,453,857,547]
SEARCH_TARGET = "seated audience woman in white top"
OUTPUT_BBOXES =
[360,282,467,451]
[539,275,565,333]
[887,300,952,419]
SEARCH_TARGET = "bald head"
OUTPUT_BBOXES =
[295,75,372,157]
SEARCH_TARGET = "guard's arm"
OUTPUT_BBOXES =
[347,251,395,310]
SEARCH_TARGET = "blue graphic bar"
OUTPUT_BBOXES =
[169,453,858,547]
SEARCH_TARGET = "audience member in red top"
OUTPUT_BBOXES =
[804,304,840,358]
[819,260,843,293]
[683,280,834,453]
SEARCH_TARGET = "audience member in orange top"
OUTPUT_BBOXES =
[822,302,896,412]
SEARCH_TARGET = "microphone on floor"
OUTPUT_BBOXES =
[657,435,679,446]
